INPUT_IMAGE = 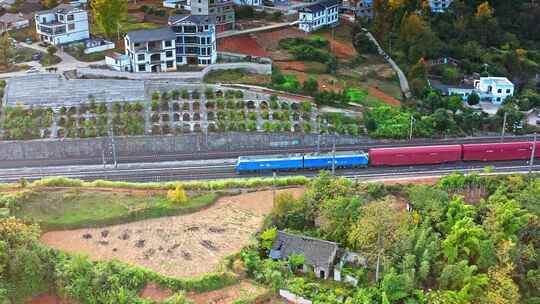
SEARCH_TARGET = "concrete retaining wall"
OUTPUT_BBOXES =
[279,290,312,304]
[0,133,368,162]
[77,62,271,82]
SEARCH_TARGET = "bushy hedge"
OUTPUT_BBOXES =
[29,176,309,191]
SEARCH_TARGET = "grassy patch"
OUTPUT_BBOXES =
[13,189,219,230]
[13,47,43,63]
[346,88,368,104]
[64,47,106,62]
[203,69,270,85]
[39,54,61,66]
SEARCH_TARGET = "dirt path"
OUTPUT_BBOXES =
[41,188,304,278]
[188,281,266,304]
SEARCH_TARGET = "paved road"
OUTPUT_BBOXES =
[363,29,412,99]
[0,42,105,79]
[217,21,299,39]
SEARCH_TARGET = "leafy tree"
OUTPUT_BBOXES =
[482,240,521,304]
[167,184,188,205]
[91,0,128,39]
[0,33,14,68]
[46,45,57,57]
[398,13,440,62]
[259,228,277,251]
[467,92,480,106]
[348,197,411,281]
[438,260,489,302]
[302,78,319,96]
[287,254,305,272]
[41,0,58,9]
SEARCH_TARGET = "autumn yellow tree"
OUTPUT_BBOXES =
[167,184,188,205]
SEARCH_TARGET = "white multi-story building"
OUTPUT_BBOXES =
[428,0,453,13]
[233,0,262,6]
[124,27,177,73]
[474,77,515,104]
[298,0,339,33]
[169,14,217,65]
[34,3,89,45]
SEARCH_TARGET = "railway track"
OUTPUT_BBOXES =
[0,159,537,184]
[0,134,537,169]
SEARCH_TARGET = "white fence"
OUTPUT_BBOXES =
[279,290,312,304]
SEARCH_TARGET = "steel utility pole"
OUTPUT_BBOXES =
[331,142,336,176]
[409,116,415,141]
[109,126,118,168]
[501,112,507,143]
[529,133,537,175]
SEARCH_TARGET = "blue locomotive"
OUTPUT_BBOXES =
[235,152,369,173]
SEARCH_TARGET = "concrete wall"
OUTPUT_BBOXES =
[279,290,312,304]
[78,62,271,82]
[0,133,368,162]
[217,51,272,64]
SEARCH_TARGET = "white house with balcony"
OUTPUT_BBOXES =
[124,27,177,73]
[428,0,453,13]
[169,14,217,66]
[298,0,339,33]
[474,77,515,104]
[34,3,89,45]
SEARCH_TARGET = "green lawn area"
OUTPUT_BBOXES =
[203,69,271,85]
[13,189,219,230]
[39,54,62,66]
[13,47,43,63]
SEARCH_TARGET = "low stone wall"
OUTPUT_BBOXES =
[217,51,273,64]
[0,133,369,162]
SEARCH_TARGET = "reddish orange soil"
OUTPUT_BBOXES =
[368,86,401,106]
[140,283,173,302]
[26,293,71,304]
[218,35,269,57]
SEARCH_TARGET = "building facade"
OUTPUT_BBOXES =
[474,77,515,104]
[191,0,234,32]
[34,4,89,45]
[428,0,453,13]
[124,27,177,73]
[233,0,262,6]
[298,0,339,33]
[169,15,217,65]
[0,13,30,33]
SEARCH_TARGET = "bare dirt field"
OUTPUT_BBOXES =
[368,86,401,106]
[218,35,269,57]
[188,281,267,304]
[41,188,305,278]
[140,283,174,302]
[25,293,71,304]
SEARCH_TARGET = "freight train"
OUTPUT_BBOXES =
[235,141,540,173]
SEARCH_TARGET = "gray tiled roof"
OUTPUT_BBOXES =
[169,14,214,25]
[300,0,339,13]
[126,27,176,43]
[36,3,79,15]
[270,231,338,269]
[0,13,27,23]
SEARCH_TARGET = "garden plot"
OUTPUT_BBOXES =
[1,83,323,140]
[40,188,305,278]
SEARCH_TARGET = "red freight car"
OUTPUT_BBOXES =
[369,145,463,166]
[462,141,540,162]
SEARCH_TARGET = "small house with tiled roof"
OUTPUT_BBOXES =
[269,231,339,279]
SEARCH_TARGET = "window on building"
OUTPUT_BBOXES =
[177,46,184,54]
[184,26,196,33]
[506,89,511,93]
[497,89,502,93]
[137,54,145,61]
[67,14,74,21]
[68,23,75,30]
[165,40,172,47]
[496,97,501,102]
[198,8,202,12]
[166,61,174,68]
[138,64,146,71]
[166,50,173,57]
[59,15,64,21]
